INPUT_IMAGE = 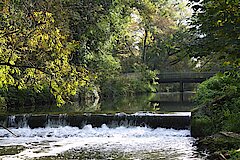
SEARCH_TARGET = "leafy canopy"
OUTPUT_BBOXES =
[0,0,89,106]
[189,0,240,67]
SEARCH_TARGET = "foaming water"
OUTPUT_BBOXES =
[0,125,205,160]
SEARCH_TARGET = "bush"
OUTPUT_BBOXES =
[100,70,157,98]
[0,85,55,109]
[191,115,215,137]
[192,70,240,135]
[229,150,240,160]
[0,96,7,112]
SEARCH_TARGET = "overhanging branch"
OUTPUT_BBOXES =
[0,62,49,74]
[169,53,188,66]
[0,29,20,38]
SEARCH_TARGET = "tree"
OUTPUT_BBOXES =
[0,0,89,106]
[131,0,193,71]
[189,0,240,68]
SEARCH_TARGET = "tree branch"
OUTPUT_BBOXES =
[0,29,20,38]
[0,62,49,74]
[0,124,19,137]
[169,53,188,65]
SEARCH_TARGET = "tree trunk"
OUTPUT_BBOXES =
[142,29,148,64]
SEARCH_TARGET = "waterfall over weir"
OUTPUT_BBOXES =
[0,112,207,160]
[0,112,191,129]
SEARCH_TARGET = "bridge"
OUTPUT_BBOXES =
[156,72,217,92]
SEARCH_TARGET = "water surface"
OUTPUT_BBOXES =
[0,92,205,159]
[0,125,205,160]
[4,92,196,115]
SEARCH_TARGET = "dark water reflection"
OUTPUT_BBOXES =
[5,92,196,114]
[100,92,196,113]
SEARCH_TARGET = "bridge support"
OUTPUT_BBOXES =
[156,72,217,102]
[180,81,184,92]
[180,81,184,102]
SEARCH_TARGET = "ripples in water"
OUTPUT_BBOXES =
[0,125,206,160]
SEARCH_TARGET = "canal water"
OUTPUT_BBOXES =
[0,92,207,159]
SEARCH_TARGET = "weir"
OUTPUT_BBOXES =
[0,112,191,130]
[0,112,206,160]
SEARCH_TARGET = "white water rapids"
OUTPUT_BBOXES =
[0,125,205,160]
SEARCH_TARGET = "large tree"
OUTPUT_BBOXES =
[189,0,240,68]
[133,0,193,71]
[0,0,89,105]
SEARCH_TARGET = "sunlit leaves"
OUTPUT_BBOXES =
[0,0,199,107]
[132,0,192,70]
[0,1,89,106]
[0,67,15,88]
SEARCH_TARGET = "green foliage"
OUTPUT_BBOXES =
[198,135,240,159]
[0,96,6,112]
[0,0,89,106]
[195,73,225,105]
[189,0,240,66]
[63,0,134,85]
[0,0,194,109]
[146,29,194,71]
[190,1,240,140]
[134,0,193,71]
[229,150,240,160]
[222,99,240,133]
[192,71,240,136]
[191,115,214,137]
[1,85,55,108]
[100,69,157,98]
[195,72,239,105]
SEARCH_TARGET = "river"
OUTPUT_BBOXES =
[0,92,207,159]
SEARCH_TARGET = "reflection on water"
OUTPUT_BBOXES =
[100,94,154,113]
[5,92,196,114]
[151,91,195,102]
[101,92,196,113]
[149,92,196,112]
[0,125,206,160]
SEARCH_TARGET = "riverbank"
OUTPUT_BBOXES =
[195,132,240,159]
[191,71,240,159]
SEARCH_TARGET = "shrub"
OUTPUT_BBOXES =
[100,70,157,98]
[0,85,55,109]
[0,96,7,112]
[192,70,240,135]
